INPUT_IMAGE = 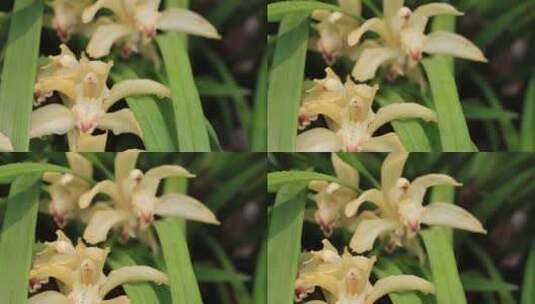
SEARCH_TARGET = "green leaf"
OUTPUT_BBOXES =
[194,264,250,283]
[267,183,307,304]
[335,153,380,188]
[461,273,518,293]
[252,51,269,151]
[521,72,535,151]
[421,186,467,304]
[196,78,250,98]
[111,65,176,151]
[376,90,433,151]
[0,163,85,184]
[422,57,474,151]
[463,103,519,121]
[107,250,161,304]
[0,175,41,304]
[267,1,360,23]
[522,241,535,304]
[254,238,267,304]
[0,0,43,151]
[267,13,309,151]
[267,171,358,193]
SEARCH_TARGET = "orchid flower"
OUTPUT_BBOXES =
[79,151,219,251]
[0,132,13,151]
[42,152,94,227]
[47,0,93,41]
[296,68,437,152]
[31,44,170,151]
[306,153,359,236]
[28,230,168,304]
[295,239,434,304]
[348,0,487,82]
[345,152,487,255]
[311,0,362,64]
[81,0,220,60]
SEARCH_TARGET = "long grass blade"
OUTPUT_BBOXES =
[0,175,40,304]
[0,0,43,150]
[111,65,176,151]
[521,72,535,151]
[267,1,360,22]
[267,171,357,193]
[422,57,474,151]
[267,13,309,151]
[254,238,267,304]
[267,183,307,304]
[420,186,467,304]
[252,51,268,151]
[156,0,210,151]
[0,163,82,184]
[522,241,535,304]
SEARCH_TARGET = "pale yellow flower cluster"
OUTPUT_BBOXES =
[29,152,219,302]
[0,132,13,152]
[299,0,487,152]
[296,152,486,304]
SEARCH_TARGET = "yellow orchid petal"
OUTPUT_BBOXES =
[383,0,404,29]
[350,219,399,253]
[67,152,93,181]
[30,104,76,138]
[297,272,340,297]
[408,174,462,203]
[28,291,70,304]
[79,180,122,208]
[0,132,13,152]
[155,193,220,225]
[97,109,143,138]
[30,263,74,288]
[157,8,221,39]
[102,296,131,304]
[368,103,437,134]
[81,0,117,23]
[72,132,108,152]
[348,17,389,46]
[339,0,362,16]
[421,202,487,233]
[366,275,435,304]
[145,164,195,180]
[360,133,406,152]
[345,189,384,217]
[43,172,63,184]
[423,31,488,62]
[115,151,141,183]
[297,128,343,152]
[83,209,130,244]
[99,266,168,297]
[352,47,400,81]
[331,153,359,188]
[105,79,170,110]
[86,24,133,58]
[381,152,409,197]
[410,3,463,33]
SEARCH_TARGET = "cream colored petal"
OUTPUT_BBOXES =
[360,133,406,152]
[297,272,339,296]
[309,180,329,193]
[339,0,361,16]
[79,180,122,208]
[408,174,461,203]
[366,275,435,304]
[410,3,463,32]
[75,132,108,152]
[83,209,130,244]
[104,79,170,110]
[0,132,13,152]
[102,296,130,304]
[28,291,70,304]
[155,193,220,225]
[421,202,486,233]
[157,8,221,39]
[67,152,93,181]
[35,78,77,101]
[381,152,409,197]
[115,151,140,184]
[86,24,133,58]
[348,18,389,46]
[142,165,194,196]
[30,104,75,138]
[423,31,487,62]
[81,0,113,23]
[368,103,438,134]
[331,153,359,188]
[43,172,63,184]
[97,109,142,138]
[296,128,342,152]
[30,264,73,288]
[352,47,400,82]
[384,0,404,30]
[345,189,384,217]
[350,219,398,253]
[304,301,328,304]
[100,266,168,297]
